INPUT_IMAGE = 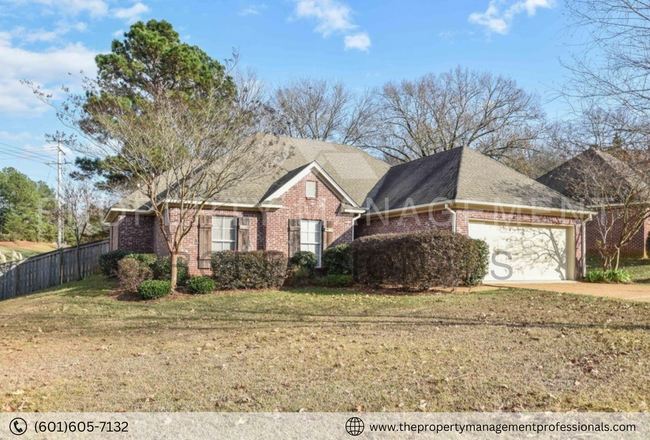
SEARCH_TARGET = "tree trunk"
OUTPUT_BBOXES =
[170,252,178,289]
[614,249,621,271]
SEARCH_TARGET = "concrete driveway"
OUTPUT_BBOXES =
[486,282,650,302]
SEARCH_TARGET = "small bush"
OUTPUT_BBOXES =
[289,251,317,272]
[138,280,172,300]
[211,251,288,290]
[352,231,490,290]
[585,269,632,284]
[313,274,354,288]
[323,244,353,275]
[117,258,153,293]
[284,267,314,287]
[99,249,129,277]
[124,253,158,268]
[187,276,216,294]
[151,256,189,285]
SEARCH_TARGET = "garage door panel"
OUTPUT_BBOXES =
[468,222,569,282]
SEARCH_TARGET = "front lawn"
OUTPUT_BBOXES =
[1,276,649,412]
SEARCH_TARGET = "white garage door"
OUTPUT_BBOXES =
[468,221,574,282]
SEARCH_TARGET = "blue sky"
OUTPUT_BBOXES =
[0,0,574,186]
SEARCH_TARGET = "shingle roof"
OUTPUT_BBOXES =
[110,135,391,214]
[537,148,647,203]
[364,147,585,212]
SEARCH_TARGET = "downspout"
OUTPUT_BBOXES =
[581,214,593,278]
[351,213,363,241]
[444,204,457,233]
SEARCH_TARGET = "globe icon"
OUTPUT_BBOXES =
[345,417,364,436]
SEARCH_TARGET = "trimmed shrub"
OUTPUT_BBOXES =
[352,231,490,290]
[187,276,216,294]
[289,251,317,272]
[313,274,354,288]
[151,256,189,285]
[138,280,172,300]
[465,239,490,287]
[323,244,353,275]
[99,249,129,277]
[117,258,153,293]
[211,251,288,290]
[585,269,632,284]
[124,253,158,268]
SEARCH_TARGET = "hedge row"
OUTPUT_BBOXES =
[351,230,489,290]
[211,251,288,290]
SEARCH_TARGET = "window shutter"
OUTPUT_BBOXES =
[289,219,301,257]
[237,217,250,251]
[198,215,212,270]
[323,220,334,250]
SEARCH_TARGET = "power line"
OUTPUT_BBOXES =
[0,141,56,161]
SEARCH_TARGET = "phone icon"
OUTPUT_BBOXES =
[9,417,27,436]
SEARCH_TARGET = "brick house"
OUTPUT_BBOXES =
[537,148,650,258]
[106,137,594,282]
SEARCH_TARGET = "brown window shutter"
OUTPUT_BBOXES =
[198,215,212,270]
[323,220,334,250]
[289,219,301,257]
[237,217,250,251]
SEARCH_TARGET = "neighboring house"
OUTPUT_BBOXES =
[106,137,593,282]
[537,148,650,258]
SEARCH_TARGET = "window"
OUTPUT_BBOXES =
[212,216,237,251]
[300,220,322,266]
[306,181,317,198]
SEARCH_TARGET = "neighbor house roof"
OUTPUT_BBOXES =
[106,135,391,221]
[364,147,589,215]
[536,148,648,205]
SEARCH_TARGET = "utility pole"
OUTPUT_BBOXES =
[57,140,63,249]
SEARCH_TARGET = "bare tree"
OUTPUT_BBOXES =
[63,179,104,280]
[372,66,545,163]
[540,146,650,269]
[32,78,287,288]
[269,78,379,146]
[565,0,650,117]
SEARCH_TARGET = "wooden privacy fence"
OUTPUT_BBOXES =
[0,240,109,301]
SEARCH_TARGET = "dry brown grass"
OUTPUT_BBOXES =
[1,276,649,412]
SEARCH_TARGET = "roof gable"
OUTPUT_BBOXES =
[261,161,359,207]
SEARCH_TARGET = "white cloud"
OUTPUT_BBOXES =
[13,0,110,17]
[344,32,370,51]
[112,2,149,24]
[239,4,267,16]
[0,33,97,116]
[469,0,556,35]
[292,0,371,51]
[294,0,355,36]
[112,29,125,38]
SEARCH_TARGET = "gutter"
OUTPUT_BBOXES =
[351,213,363,241]
[581,213,593,278]
[364,199,597,220]
[444,203,457,233]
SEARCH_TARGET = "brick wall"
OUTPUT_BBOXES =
[355,209,453,238]
[586,209,649,258]
[263,171,355,252]
[112,214,155,253]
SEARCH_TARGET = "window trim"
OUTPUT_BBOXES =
[300,219,322,267]
[211,216,237,252]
